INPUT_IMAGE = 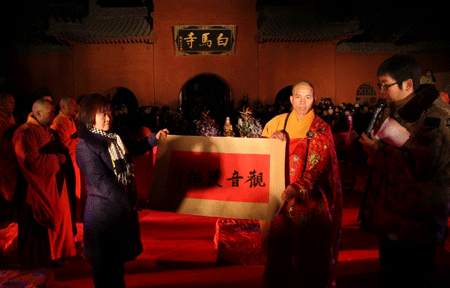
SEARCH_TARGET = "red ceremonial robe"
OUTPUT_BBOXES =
[0,110,19,224]
[0,110,18,202]
[12,116,76,267]
[262,111,342,288]
[51,112,86,222]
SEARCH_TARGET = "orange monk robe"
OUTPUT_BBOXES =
[51,112,86,222]
[12,116,76,260]
[51,112,78,158]
[262,109,314,139]
[261,109,342,287]
[0,110,18,202]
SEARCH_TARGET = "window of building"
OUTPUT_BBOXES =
[355,83,378,106]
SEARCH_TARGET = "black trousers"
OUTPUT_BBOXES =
[379,237,436,288]
[92,263,126,288]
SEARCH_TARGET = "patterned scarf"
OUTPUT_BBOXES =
[89,127,135,186]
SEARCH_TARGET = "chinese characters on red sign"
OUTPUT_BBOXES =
[166,151,270,203]
[148,135,285,220]
[174,25,236,55]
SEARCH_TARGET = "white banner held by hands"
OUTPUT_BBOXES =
[148,135,286,220]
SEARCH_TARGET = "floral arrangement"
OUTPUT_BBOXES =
[193,110,221,137]
[236,107,262,138]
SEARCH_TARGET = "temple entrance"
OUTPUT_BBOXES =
[103,86,139,113]
[274,85,293,115]
[103,86,141,137]
[180,74,233,135]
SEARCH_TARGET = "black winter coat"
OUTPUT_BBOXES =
[76,125,158,266]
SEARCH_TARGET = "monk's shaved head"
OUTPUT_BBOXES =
[292,81,315,98]
[32,99,55,126]
[60,96,72,107]
[0,92,15,115]
[32,99,52,114]
[0,92,13,104]
[59,96,78,117]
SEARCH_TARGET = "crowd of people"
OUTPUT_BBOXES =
[1,92,79,269]
[1,53,450,288]
[104,97,375,140]
[0,90,168,287]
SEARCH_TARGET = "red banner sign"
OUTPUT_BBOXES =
[148,135,285,220]
[166,151,270,203]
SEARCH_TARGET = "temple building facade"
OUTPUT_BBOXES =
[2,0,450,119]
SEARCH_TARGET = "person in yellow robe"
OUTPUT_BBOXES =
[262,81,342,288]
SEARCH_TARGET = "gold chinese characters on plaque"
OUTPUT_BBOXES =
[173,25,236,55]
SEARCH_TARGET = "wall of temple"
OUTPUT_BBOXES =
[2,0,450,113]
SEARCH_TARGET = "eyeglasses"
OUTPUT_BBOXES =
[377,82,398,91]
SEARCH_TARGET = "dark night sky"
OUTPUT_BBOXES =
[0,0,448,46]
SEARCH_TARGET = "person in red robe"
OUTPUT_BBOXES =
[12,98,76,268]
[0,92,19,224]
[261,81,342,288]
[51,96,86,224]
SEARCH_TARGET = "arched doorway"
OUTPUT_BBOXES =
[274,85,293,115]
[355,83,378,106]
[103,86,141,137]
[103,86,139,113]
[180,74,233,135]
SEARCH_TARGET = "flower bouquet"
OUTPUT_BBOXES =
[236,107,262,138]
[193,110,221,137]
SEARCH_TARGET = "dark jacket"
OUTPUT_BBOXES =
[76,125,158,266]
[359,85,450,244]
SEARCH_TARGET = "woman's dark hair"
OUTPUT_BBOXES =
[77,93,111,128]
[377,54,421,91]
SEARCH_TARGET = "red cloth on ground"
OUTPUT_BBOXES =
[0,269,57,288]
[214,219,266,265]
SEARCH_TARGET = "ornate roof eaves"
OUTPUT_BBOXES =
[258,31,360,44]
[337,40,450,53]
[52,33,154,45]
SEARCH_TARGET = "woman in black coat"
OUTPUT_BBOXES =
[76,93,168,288]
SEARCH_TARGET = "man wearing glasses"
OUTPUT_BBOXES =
[359,54,450,288]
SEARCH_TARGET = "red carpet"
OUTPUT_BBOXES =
[2,190,450,288]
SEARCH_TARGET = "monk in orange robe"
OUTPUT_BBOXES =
[12,98,76,268]
[0,92,19,223]
[51,96,86,223]
[261,81,342,288]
